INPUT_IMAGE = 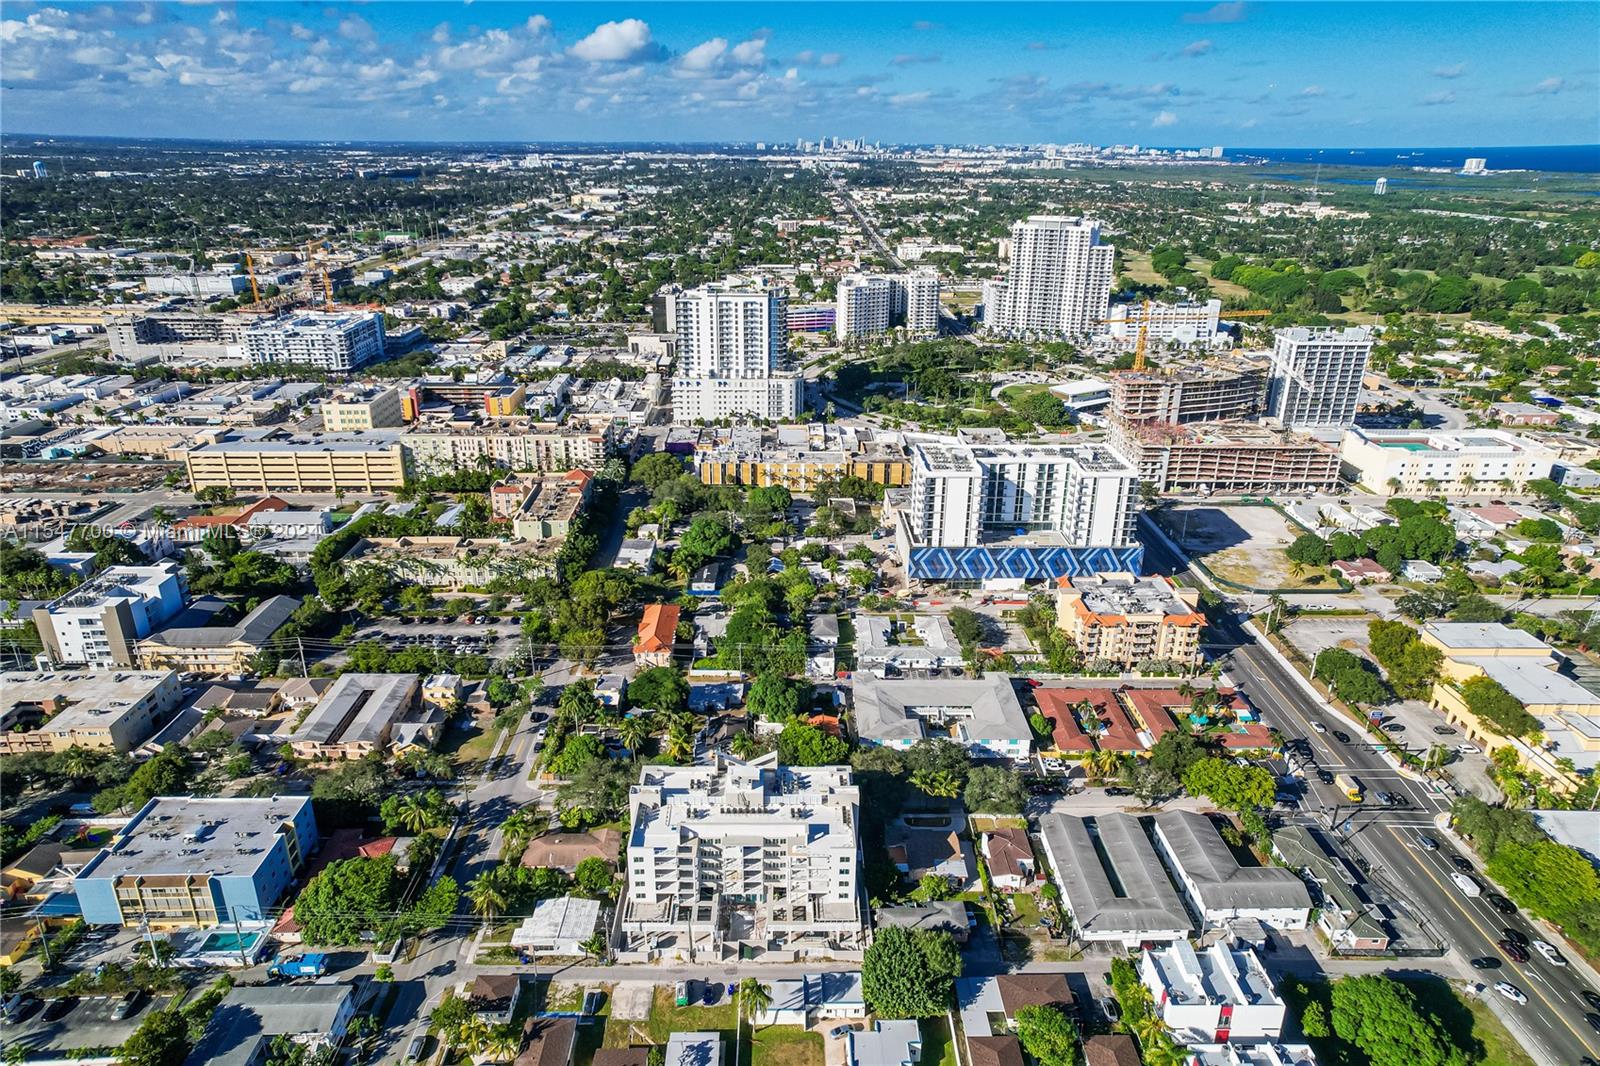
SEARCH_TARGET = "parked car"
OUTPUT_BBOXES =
[1450,854,1473,873]
[830,1026,856,1039]
[1105,787,1131,797]
[406,1035,431,1062]
[1101,998,1122,1022]
[1458,743,1481,755]
[110,991,141,1021]
[42,997,76,1022]
[0,994,34,1022]
[1432,725,1458,736]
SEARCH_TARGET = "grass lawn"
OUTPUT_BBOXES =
[1279,975,1533,1066]
[441,715,502,773]
[969,815,1027,833]
[919,1016,959,1066]
[751,1027,823,1066]
[604,987,739,1050]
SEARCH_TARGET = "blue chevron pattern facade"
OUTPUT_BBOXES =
[908,544,1145,582]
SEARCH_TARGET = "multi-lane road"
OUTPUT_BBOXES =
[1144,524,1600,1065]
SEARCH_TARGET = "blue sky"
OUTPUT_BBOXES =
[3,2,1596,146]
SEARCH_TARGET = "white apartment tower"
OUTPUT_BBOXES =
[671,277,802,422]
[906,440,1138,549]
[1266,326,1374,431]
[984,216,1114,337]
[836,272,941,339]
[243,311,385,373]
[621,755,864,958]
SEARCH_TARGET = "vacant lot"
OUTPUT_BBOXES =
[1158,504,1332,590]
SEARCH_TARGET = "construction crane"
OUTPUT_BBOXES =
[1099,299,1274,371]
[243,252,261,305]
[305,239,335,306]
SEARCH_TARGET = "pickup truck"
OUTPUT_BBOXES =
[268,953,328,979]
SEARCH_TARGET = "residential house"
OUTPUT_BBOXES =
[515,1018,578,1066]
[183,983,358,1066]
[469,974,524,1024]
[848,1021,922,1066]
[873,901,969,944]
[520,830,621,873]
[633,604,680,667]
[1139,941,1286,1044]
[1151,811,1311,931]
[757,972,867,1026]
[509,897,601,956]
[982,828,1037,892]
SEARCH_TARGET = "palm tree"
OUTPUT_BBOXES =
[1461,473,1478,494]
[467,871,508,920]
[390,794,436,835]
[1287,559,1307,580]
[501,809,540,858]
[454,1015,491,1055]
[483,1022,523,1063]
[664,720,695,764]
[1386,477,1403,496]
[1132,1013,1168,1049]
[57,746,95,781]
[736,977,772,1066]
[1140,1035,1190,1066]
[619,714,652,755]
[909,768,962,799]
[1088,749,1122,782]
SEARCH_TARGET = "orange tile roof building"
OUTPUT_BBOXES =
[1054,572,1205,670]
[632,603,680,667]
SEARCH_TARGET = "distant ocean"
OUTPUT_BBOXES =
[1229,144,1599,175]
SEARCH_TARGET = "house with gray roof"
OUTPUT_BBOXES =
[852,673,1031,761]
[848,1020,922,1066]
[1151,811,1310,931]
[1038,813,1191,947]
[183,982,357,1066]
[1270,824,1391,952]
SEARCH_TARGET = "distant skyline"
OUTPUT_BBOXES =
[3,2,1596,148]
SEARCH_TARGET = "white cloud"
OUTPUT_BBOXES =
[1182,39,1213,57]
[729,38,766,67]
[889,90,931,106]
[1432,62,1466,79]
[1519,76,1566,95]
[1299,84,1325,97]
[1152,109,1179,127]
[338,14,374,43]
[1420,90,1456,106]
[680,38,727,71]
[570,18,657,63]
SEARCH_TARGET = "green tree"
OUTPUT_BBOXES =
[119,1007,191,1066]
[747,671,810,722]
[1328,975,1470,1066]
[861,927,962,1018]
[962,765,1028,814]
[467,871,509,919]
[405,876,459,932]
[295,857,401,945]
[777,721,850,766]
[1181,758,1275,811]
[1460,676,1539,737]
[574,856,614,897]
[1014,1004,1078,1066]
[630,452,688,491]
[627,667,688,714]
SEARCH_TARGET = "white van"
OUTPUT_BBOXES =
[1451,872,1482,897]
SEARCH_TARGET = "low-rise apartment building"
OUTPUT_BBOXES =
[1340,427,1557,496]
[185,435,409,494]
[853,674,1032,761]
[287,672,438,761]
[320,384,406,431]
[0,669,182,754]
[1139,941,1286,1044]
[137,595,300,675]
[1054,572,1205,669]
[1038,813,1192,947]
[1150,811,1311,930]
[74,796,317,928]
[692,423,911,490]
[621,754,864,960]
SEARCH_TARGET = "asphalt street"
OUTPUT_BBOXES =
[1144,519,1600,1065]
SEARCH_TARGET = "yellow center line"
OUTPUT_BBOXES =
[1390,822,1597,1055]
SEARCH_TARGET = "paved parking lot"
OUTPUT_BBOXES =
[4,993,175,1054]
[1279,616,1377,661]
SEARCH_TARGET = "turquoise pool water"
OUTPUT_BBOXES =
[198,930,262,953]
[1380,441,1435,451]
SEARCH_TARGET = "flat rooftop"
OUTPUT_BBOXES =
[853,673,1030,745]
[47,563,179,612]
[1460,657,1600,709]
[1143,940,1282,1009]
[1,669,176,731]
[77,795,311,882]
[1066,573,1196,619]
[1421,622,1549,652]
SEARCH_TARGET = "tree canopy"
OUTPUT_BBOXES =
[861,926,962,1018]
[1328,976,1470,1066]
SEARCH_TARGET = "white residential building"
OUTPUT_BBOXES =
[671,277,801,422]
[244,311,386,373]
[1106,299,1226,349]
[902,439,1138,550]
[621,754,864,959]
[1151,811,1312,930]
[853,674,1033,761]
[1339,427,1558,496]
[33,562,188,668]
[1265,326,1373,430]
[983,216,1114,337]
[836,275,894,339]
[1139,941,1287,1044]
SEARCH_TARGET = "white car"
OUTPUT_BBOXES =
[1493,981,1527,1005]
[1458,743,1481,755]
[1311,723,1328,734]
[1531,939,1567,967]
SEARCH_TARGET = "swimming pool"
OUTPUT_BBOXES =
[196,930,263,954]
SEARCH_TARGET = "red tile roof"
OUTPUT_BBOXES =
[633,604,680,655]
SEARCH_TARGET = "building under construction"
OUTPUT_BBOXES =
[1110,356,1269,425]
[1110,418,1342,494]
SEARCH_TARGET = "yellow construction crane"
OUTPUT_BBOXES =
[244,252,261,305]
[1100,300,1274,371]
[305,239,334,306]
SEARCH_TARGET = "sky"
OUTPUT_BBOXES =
[3,2,1597,147]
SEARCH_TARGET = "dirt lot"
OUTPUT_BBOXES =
[0,460,176,493]
[1158,504,1332,590]
[1280,615,1377,660]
